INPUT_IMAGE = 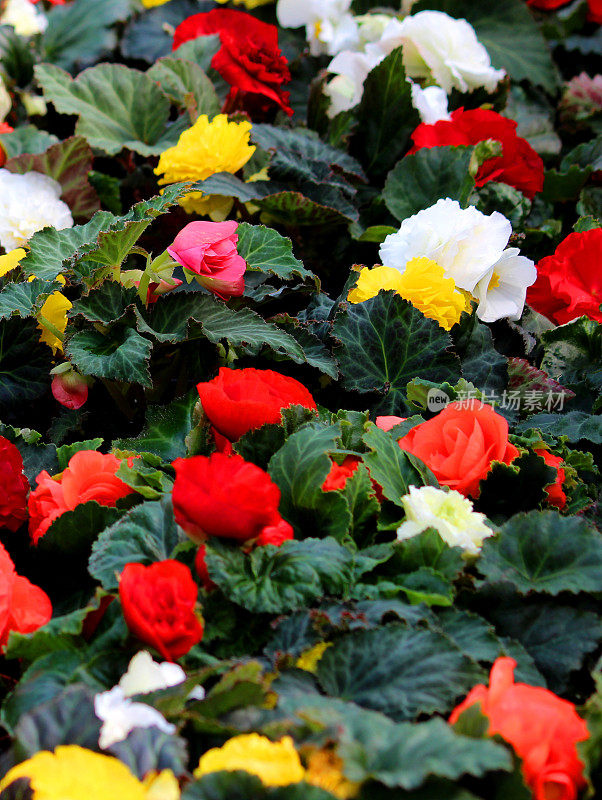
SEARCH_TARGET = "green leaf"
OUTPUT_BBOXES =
[65,326,153,387]
[89,498,186,591]
[477,510,602,595]
[183,773,337,800]
[434,608,502,664]
[37,501,123,558]
[236,223,314,283]
[516,411,602,443]
[4,593,106,662]
[561,135,602,172]
[486,598,602,693]
[41,0,132,71]
[539,316,602,393]
[453,317,508,396]
[69,283,137,325]
[0,125,59,158]
[0,318,53,407]
[413,0,559,92]
[475,451,556,518]
[332,292,460,415]
[354,47,419,177]
[0,424,58,486]
[316,623,481,721]
[338,709,510,788]
[147,55,220,116]
[121,3,219,64]
[114,455,173,500]
[258,190,358,226]
[34,63,183,156]
[267,423,352,540]
[362,424,436,505]
[76,182,198,282]
[12,684,101,759]
[114,391,198,461]
[383,147,474,223]
[135,292,313,368]
[393,530,465,581]
[5,136,100,222]
[19,210,117,283]
[1,651,102,733]
[0,279,60,323]
[56,438,103,471]
[107,728,189,780]
[205,537,354,614]
[542,165,592,203]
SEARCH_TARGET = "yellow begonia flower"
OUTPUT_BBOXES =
[142,0,171,7]
[0,247,26,277]
[27,274,70,354]
[305,748,360,799]
[37,291,71,353]
[143,769,181,800]
[194,734,305,786]
[296,641,332,673]
[215,0,274,8]
[347,257,467,331]
[0,746,153,800]
[155,114,255,220]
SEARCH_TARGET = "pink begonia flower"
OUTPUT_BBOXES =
[375,415,406,431]
[167,220,246,300]
[51,369,88,410]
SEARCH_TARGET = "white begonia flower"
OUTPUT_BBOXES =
[119,650,206,701]
[0,0,48,36]
[379,198,512,294]
[94,686,176,750]
[473,247,537,323]
[276,0,359,56]
[0,169,73,251]
[324,16,406,118]
[410,82,451,124]
[118,650,187,697]
[325,50,378,117]
[396,10,505,94]
[397,485,495,556]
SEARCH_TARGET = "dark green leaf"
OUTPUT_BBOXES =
[268,423,352,540]
[114,391,198,461]
[332,292,460,415]
[89,498,186,591]
[0,318,53,407]
[477,510,602,594]
[205,538,354,614]
[236,223,314,283]
[38,501,123,558]
[316,623,481,720]
[41,0,131,71]
[383,147,474,223]
[65,326,153,387]
[354,48,419,177]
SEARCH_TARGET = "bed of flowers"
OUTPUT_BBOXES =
[0,0,601,797]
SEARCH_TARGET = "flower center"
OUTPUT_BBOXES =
[488,272,501,290]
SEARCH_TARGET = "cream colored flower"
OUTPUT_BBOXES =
[0,0,47,35]
[397,485,494,555]
[0,169,73,251]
